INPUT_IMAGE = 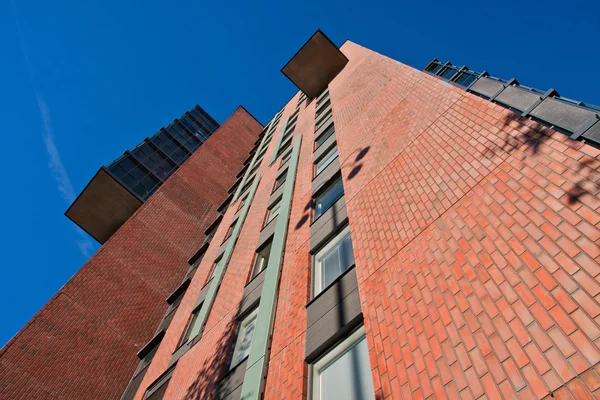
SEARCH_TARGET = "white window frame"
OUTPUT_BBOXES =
[313,225,353,296]
[311,326,374,400]
[250,242,271,280]
[265,200,281,226]
[229,307,260,369]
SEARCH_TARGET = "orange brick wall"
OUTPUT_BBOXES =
[0,107,262,400]
[335,42,600,399]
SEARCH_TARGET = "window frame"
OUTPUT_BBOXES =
[314,175,344,218]
[314,145,338,177]
[229,306,260,370]
[273,170,287,192]
[310,326,374,400]
[249,242,272,281]
[264,200,282,227]
[178,303,203,348]
[315,124,335,149]
[312,225,355,296]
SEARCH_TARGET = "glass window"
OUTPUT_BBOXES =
[314,176,344,217]
[151,132,189,165]
[265,201,281,226]
[316,98,331,118]
[315,146,338,177]
[278,139,292,158]
[165,122,199,151]
[223,222,235,242]
[273,172,287,192]
[281,149,293,164]
[179,306,202,347]
[440,67,458,80]
[207,260,219,282]
[251,242,271,280]
[426,62,443,74]
[313,225,355,294]
[230,307,259,368]
[315,124,335,149]
[453,72,477,87]
[311,326,374,400]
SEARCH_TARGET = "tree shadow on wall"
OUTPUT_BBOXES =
[347,146,370,180]
[184,311,238,399]
[483,113,600,206]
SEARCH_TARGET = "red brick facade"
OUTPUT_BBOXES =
[0,107,262,399]
[131,41,600,400]
[4,37,600,400]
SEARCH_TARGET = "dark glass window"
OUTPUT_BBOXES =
[453,72,478,87]
[316,99,331,118]
[426,62,443,74]
[440,67,458,80]
[151,132,189,165]
[278,138,292,158]
[190,107,219,133]
[131,142,176,181]
[165,122,199,151]
[108,155,160,200]
[180,115,211,143]
[315,124,335,149]
[315,176,344,217]
[273,172,286,192]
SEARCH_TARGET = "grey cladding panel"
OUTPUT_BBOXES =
[239,269,265,316]
[583,121,600,144]
[313,133,337,162]
[194,282,211,308]
[315,119,334,142]
[268,184,284,209]
[217,359,248,400]
[310,196,348,254]
[312,157,341,195]
[217,240,228,259]
[278,159,290,174]
[307,268,358,328]
[305,286,363,362]
[220,386,242,400]
[121,366,148,400]
[256,218,276,250]
[530,98,598,133]
[157,309,176,332]
[494,86,540,112]
[469,77,504,98]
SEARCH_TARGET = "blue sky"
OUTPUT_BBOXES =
[1,0,598,346]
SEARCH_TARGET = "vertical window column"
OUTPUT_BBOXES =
[240,134,302,400]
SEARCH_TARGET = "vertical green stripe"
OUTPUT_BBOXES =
[187,175,261,340]
[241,134,302,400]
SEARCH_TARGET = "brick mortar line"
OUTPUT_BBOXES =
[262,81,470,365]
[0,357,59,399]
[544,359,600,397]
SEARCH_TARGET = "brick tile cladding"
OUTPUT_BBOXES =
[0,107,262,400]
[333,42,600,399]
[130,41,600,399]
